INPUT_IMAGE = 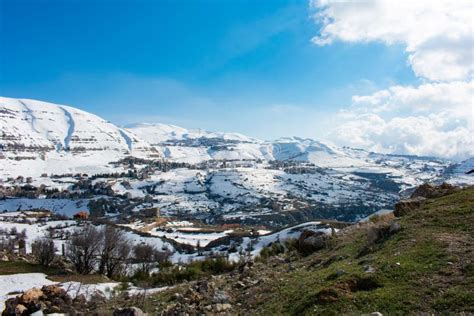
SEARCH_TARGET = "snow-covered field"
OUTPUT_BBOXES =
[149,228,234,247]
[0,199,91,217]
[0,273,56,311]
[0,273,169,312]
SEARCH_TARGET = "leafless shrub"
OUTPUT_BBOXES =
[133,243,170,275]
[98,225,131,278]
[66,224,102,274]
[32,238,56,266]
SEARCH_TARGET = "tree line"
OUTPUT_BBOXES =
[32,224,171,278]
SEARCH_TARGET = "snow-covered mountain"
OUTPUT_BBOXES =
[0,97,159,177]
[1,97,473,224]
[2,97,472,184]
[126,123,379,168]
[127,122,256,144]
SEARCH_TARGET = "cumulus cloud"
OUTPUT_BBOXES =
[311,0,474,81]
[311,0,474,160]
[327,81,473,160]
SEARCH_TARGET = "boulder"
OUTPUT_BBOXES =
[394,197,426,217]
[366,221,401,246]
[72,293,87,306]
[2,284,76,316]
[21,288,44,304]
[195,280,209,293]
[14,304,28,315]
[411,183,458,199]
[389,222,401,234]
[212,290,230,304]
[298,230,330,255]
[2,299,17,316]
[215,303,232,312]
[112,307,146,316]
[41,285,66,298]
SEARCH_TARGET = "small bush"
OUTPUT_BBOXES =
[31,238,56,266]
[139,256,237,286]
[258,242,285,261]
[284,238,299,252]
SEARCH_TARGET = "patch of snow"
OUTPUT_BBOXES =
[0,273,55,311]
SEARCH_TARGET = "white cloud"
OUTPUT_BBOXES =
[327,81,473,160]
[312,0,473,160]
[311,0,474,81]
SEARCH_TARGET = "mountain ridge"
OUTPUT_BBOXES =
[1,96,472,186]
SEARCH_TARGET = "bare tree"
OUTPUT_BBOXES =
[66,225,102,274]
[32,238,56,266]
[133,243,170,275]
[97,225,131,278]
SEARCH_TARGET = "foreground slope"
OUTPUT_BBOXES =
[122,187,474,315]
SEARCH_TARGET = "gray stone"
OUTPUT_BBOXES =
[213,290,230,304]
[364,265,376,273]
[112,306,146,316]
[215,303,232,312]
[389,221,401,234]
[394,197,426,217]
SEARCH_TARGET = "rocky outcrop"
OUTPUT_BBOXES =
[394,197,427,217]
[159,280,233,315]
[2,285,76,316]
[297,230,331,256]
[411,183,458,199]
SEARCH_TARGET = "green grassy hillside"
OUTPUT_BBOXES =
[247,187,474,315]
[89,187,474,315]
[4,186,472,315]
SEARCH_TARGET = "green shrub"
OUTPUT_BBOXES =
[133,256,238,287]
[258,242,285,261]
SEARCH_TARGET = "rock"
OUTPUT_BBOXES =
[370,312,383,316]
[73,293,87,306]
[48,305,61,313]
[42,285,66,298]
[298,230,330,255]
[394,197,426,217]
[213,290,230,304]
[389,222,401,234]
[89,291,107,304]
[411,183,458,199]
[15,304,28,315]
[21,288,44,304]
[215,303,232,312]
[364,265,376,273]
[2,284,77,316]
[195,280,209,293]
[1,254,9,262]
[113,306,146,316]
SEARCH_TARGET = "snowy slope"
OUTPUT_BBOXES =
[0,97,159,177]
[126,123,257,144]
[126,124,364,165]
[445,157,474,185]
[1,96,456,177]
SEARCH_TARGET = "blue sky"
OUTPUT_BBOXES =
[1,0,421,140]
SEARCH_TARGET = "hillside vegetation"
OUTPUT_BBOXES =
[3,186,471,315]
[109,186,474,315]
